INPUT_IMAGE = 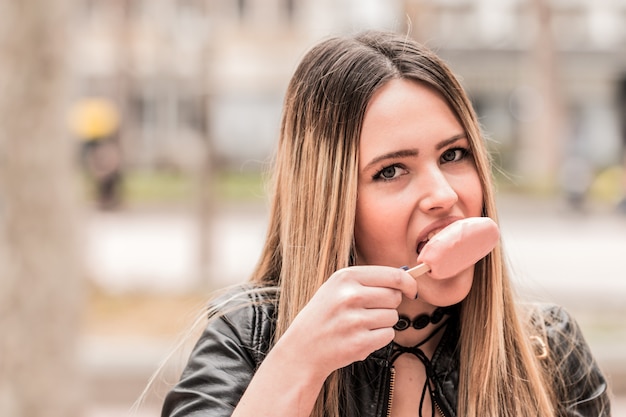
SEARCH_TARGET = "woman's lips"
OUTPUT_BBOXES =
[415,217,460,255]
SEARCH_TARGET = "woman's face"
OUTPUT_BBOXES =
[354,79,483,305]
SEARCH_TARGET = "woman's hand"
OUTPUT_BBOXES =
[274,265,418,381]
[232,267,416,417]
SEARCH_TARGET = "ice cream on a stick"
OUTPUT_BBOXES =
[407,217,499,279]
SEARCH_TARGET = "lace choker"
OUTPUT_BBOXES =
[393,305,456,331]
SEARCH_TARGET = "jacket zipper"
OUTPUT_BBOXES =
[433,397,445,417]
[385,366,396,417]
[385,369,450,417]
[432,387,449,417]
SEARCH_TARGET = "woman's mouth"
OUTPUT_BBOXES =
[415,217,462,257]
[416,230,439,255]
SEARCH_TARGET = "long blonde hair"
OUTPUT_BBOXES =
[251,31,556,417]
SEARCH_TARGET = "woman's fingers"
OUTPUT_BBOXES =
[331,266,418,302]
[334,285,403,310]
[360,307,400,330]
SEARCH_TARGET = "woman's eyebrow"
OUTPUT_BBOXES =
[363,149,419,172]
[435,133,467,150]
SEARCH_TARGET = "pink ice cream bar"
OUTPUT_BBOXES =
[407,217,500,279]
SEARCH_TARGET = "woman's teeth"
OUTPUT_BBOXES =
[417,231,440,254]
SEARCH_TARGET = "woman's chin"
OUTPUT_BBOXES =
[418,266,474,307]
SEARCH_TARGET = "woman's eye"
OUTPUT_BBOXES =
[374,164,404,181]
[441,148,468,163]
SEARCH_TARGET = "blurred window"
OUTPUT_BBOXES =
[176,0,208,39]
[238,0,247,20]
[128,0,152,23]
[131,94,158,133]
[432,2,474,46]
[80,0,96,19]
[178,0,206,18]
[285,0,296,22]
[178,96,207,135]
[79,0,116,27]
[552,5,588,48]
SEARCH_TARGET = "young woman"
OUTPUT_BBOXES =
[161,31,610,417]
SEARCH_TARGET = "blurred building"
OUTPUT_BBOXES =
[406,0,626,188]
[72,0,626,185]
[72,0,402,172]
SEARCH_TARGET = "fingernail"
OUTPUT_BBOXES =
[400,266,417,298]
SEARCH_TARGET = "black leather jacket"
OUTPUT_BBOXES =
[162,285,610,417]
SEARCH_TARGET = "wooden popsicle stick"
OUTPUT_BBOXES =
[407,263,430,279]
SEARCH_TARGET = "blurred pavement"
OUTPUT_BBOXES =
[82,194,626,416]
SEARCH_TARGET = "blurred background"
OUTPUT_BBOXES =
[1,0,626,416]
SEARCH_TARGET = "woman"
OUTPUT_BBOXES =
[161,31,610,417]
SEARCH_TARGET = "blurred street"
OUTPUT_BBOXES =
[82,193,626,416]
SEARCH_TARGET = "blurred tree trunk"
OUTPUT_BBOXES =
[198,1,216,289]
[0,1,85,417]
[518,0,565,189]
[114,0,131,166]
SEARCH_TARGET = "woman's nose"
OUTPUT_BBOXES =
[417,167,458,213]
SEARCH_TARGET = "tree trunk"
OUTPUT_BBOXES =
[0,1,85,416]
[517,0,565,189]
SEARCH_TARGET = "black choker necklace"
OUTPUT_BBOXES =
[393,305,456,331]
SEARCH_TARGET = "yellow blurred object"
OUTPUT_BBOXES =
[590,165,624,202]
[68,98,120,141]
